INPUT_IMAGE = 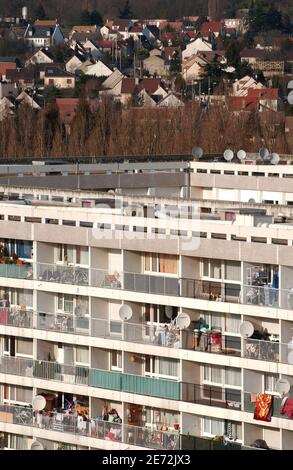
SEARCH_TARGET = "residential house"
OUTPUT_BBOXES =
[224,18,246,32]
[0,82,15,99]
[24,21,64,48]
[138,78,167,102]
[228,87,279,113]
[157,91,184,107]
[182,38,213,60]
[15,90,41,109]
[56,98,80,131]
[106,19,134,40]
[66,53,89,74]
[70,32,100,47]
[199,21,223,40]
[0,96,15,121]
[38,63,65,80]
[6,68,35,90]
[100,69,124,97]
[25,48,54,66]
[232,75,264,97]
[128,25,144,41]
[182,53,209,82]
[85,61,112,78]
[83,40,103,61]
[143,25,160,43]
[143,54,167,77]
[120,78,136,105]
[69,25,99,40]
[240,48,285,76]
[100,25,110,38]
[0,57,17,80]
[44,68,75,89]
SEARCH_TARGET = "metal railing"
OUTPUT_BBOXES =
[2,261,293,311]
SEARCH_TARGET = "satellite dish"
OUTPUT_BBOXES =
[237,149,246,161]
[259,147,269,160]
[288,80,293,89]
[165,306,174,319]
[270,153,280,165]
[248,198,256,203]
[275,379,290,396]
[223,149,234,161]
[288,350,293,365]
[31,441,44,451]
[176,313,191,329]
[32,395,46,411]
[288,90,293,105]
[119,304,133,321]
[192,147,203,159]
[239,321,254,338]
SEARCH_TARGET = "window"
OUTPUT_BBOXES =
[144,253,177,274]
[225,314,241,334]
[144,304,177,324]
[56,244,88,265]
[203,312,224,330]
[264,373,278,394]
[1,288,33,308]
[75,346,89,364]
[203,366,242,387]
[202,259,221,279]
[225,261,241,281]
[111,351,122,370]
[145,356,178,378]
[57,294,73,313]
[3,384,32,404]
[16,338,33,357]
[9,434,28,450]
[203,417,224,436]
[1,239,32,259]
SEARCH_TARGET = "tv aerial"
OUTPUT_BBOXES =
[223,149,234,161]
[270,153,280,165]
[119,304,133,321]
[237,149,246,161]
[176,313,191,329]
[259,147,269,160]
[239,321,254,338]
[192,147,203,159]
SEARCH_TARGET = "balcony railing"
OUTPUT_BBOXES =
[1,261,293,311]
[0,403,243,450]
[0,355,243,409]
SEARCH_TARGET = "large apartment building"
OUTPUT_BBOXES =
[0,155,293,450]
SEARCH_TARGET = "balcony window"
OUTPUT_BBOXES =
[202,259,221,279]
[144,304,178,324]
[3,384,32,405]
[16,338,33,357]
[76,346,89,365]
[225,314,240,334]
[1,239,32,259]
[264,373,279,394]
[145,356,179,378]
[111,351,122,371]
[57,294,74,313]
[225,261,241,281]
[203,417,223,436]
[203,366,242,387]
[144,253,178,275]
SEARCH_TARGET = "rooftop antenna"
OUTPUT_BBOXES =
[192,147,203,159]
[223,149,234,161]
[237,149,246,161]
[270,153,280,165]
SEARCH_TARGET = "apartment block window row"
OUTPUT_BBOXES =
[144,253,178,275]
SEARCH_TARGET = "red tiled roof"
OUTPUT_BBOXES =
[0,62,16,78]
[121,78,136,94]
[163,47,179,61]
[200,21,223,34]
[56,98,80,124]
[240,48,267,59]
[34,20,57,26]
[129,26,143,33]
[138,78,162,94]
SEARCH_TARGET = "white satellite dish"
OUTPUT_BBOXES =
[288,350,293,365]
[237,149,246,161]
[223,149,234,161]
[176,313,191,329]
[32,395,46,411]
[192,147,203,159]
[259,147,269,160]
[119,304,133,321]
[239,321,254,338]
[31,441,44,451]
[275,378,290,396]
[288,90,293,105]
[270,153,280,165]
[165,306,174,319]
[288,80,293,90]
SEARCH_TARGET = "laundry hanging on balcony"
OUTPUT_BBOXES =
[253,394,273,422]
[280,397,293,419]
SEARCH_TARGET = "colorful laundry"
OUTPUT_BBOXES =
[280,398,293,419]
[254,394,273,422]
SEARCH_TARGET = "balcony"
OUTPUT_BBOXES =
[0,355,242,410]
[2,261,293,311]
[0,404,242,450]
